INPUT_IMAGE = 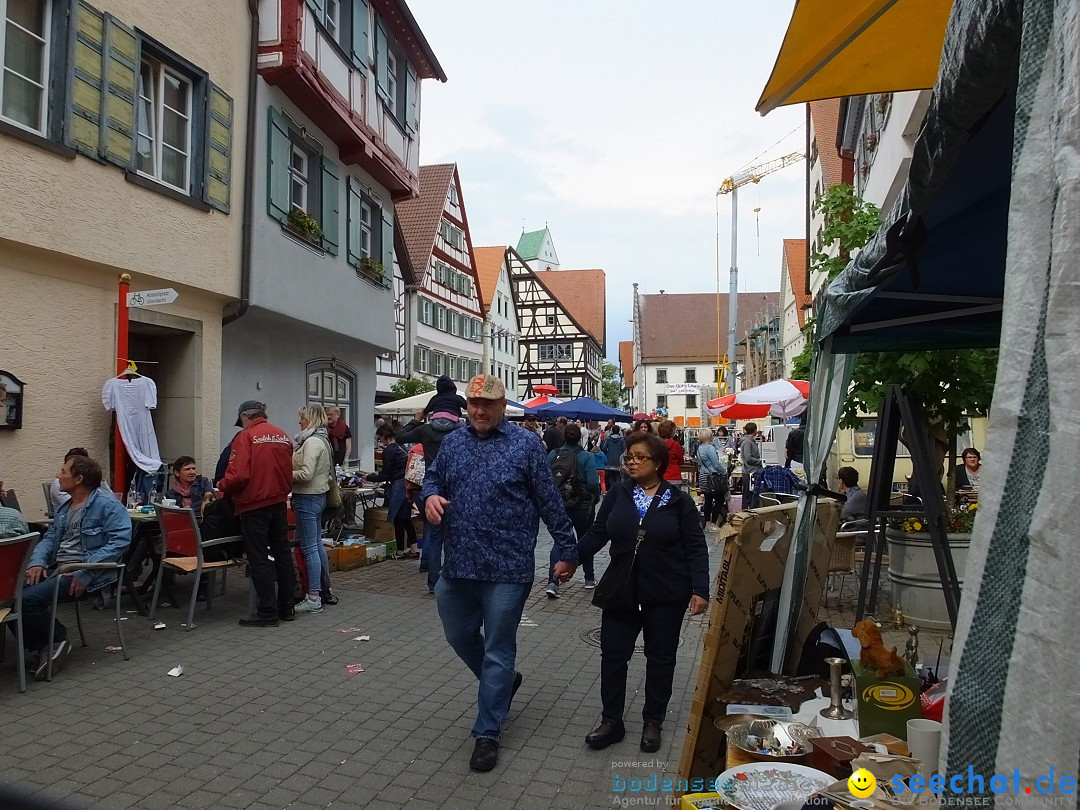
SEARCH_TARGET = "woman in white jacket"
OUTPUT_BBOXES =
[292,404,334,614]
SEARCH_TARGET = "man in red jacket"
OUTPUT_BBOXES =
[218,400,296,627]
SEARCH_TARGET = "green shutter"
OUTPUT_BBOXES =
[404,62,417,134]
[380,204,394,284]
[206,84,233,212]
[321,157,340,254]
[304,0,324,17]
[267,107,290,223]
[101,15,137,167]
[351,0,369,70]
[463,277,472,297]
[374,20,389,102]
[68,1,105,156]
[346,178,361,267]
[413,345,421,370]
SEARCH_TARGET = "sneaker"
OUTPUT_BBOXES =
[34,639,71,681]
[545,581,560,598]
[584,579,597,589]
[294,596,324,615]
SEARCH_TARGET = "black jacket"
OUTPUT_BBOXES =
[369,442,407,483]
[579,479,710,606]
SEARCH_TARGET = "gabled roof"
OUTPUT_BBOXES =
[395,164,457,280]
[638,292,781,363]
[473,246,507,310]
[783,239,811,328]
[619,340,634,388]
[537,268,606,350]
[810,99,845,189]
[516,228,547,261]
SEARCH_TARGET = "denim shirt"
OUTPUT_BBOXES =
[421,417,578,583]
[31,489,132,591]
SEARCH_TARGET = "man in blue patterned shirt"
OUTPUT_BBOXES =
[422,373,578,773]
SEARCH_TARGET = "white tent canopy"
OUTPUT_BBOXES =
[374,392,523,417]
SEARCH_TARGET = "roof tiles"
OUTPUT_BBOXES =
[538,268,606,350]
[637,292,781,363]
[395,163,457,282]
[810,99,845,189]
[472,246,507,310]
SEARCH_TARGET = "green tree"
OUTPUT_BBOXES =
[390,376,435,400]
[601,361,622,407]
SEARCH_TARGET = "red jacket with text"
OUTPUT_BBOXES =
[219,417,294,513]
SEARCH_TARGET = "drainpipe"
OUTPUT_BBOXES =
[223,0,260,325]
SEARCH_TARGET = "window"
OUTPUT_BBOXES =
[656,368,668,384]
[322,0,340,41]
[656,396,667,409]
[556,378,572,396]
[546,314,557,326]
[357,197,373,257]
[269,107,340,252]
[414,345,428,374]
[435,305,446,331]
[306,358,355,444]
[1,0,51,134]
[346,177,387,272]
[137,56,193,192]
[431,352,445,376]
[385,47,397,112]
[449,311,460,337]
[289,145,308,212]
[686,394,697,409]
[420,298,433,325]
[713,368,720,382]
[685,368,696,383]
[449,184,458,205]
[852,419,911,457]
[440,221,462,249]
[447,356,457,380]
[540,343,572,361]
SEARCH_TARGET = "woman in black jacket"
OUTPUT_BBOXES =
[366,424,418,557]
[578,432,710,754]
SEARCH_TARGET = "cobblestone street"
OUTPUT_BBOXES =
[0,529,720,809]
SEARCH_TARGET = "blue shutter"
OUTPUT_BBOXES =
[374,20,389,103]
[351,0,369,70]
[267,107,290,223]
[321,157,340,255]
[404,61,417,134]
[67,1,105,156]
[380,204,394,286]
[205,84,233,212]
[346,178,362,268]
[101,15,137,167]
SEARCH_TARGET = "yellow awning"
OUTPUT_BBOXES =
[756,0,954,115]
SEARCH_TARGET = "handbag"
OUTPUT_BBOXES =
[316,436,343,508]
[591,483,668,611]
[405,444,426,486]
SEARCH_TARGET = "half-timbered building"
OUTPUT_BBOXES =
[396,164,485,389]
[473,247,521,395]
[509,248,606,400]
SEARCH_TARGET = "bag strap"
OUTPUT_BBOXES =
[314,435,337,489]
[634,481,669,551]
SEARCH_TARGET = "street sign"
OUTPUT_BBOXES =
[127,288,178,308]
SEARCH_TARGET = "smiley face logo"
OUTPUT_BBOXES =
[848,768,877,798]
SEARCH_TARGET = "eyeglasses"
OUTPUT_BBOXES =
[622,453,654,464]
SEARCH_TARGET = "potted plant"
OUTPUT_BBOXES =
[286,208,323,244]
[358,257,387,284]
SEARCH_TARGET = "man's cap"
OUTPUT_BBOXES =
[465,374,506,401]
[235,400,265,426]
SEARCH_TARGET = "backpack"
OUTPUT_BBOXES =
[550,447,583,508]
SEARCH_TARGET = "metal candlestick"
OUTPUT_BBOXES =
[820,656,854,720]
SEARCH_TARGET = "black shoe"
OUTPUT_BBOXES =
[640,723,662,753]
[585,721,626,750]
[239,615,279,627]
[278,608,295,622]
[469,738,499,772]
[34,639,71,681]
[321,590,339,606]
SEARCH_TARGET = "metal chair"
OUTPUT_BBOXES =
[47,559,130,680]
[0,532,40,692]
[150,504,244,631]
[41,483,55,519]
[0,489,21,511]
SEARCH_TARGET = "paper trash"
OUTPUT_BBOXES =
[353,636,370,642]
[345,664,364,675]
[154,621,166,630]
[167,666,183,677]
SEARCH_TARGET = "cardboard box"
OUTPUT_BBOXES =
[326,546,340,572]
[339,545,366,570]
[364,543,387,563]
[851,660,923,739]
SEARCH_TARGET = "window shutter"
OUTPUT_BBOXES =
[413,345,421,371]
[463,277,472,297]
[351,0,369,70]
[404,62,417,135]
[374,21,389,103]
[267,107,291,223]
[346,178,362,267]
[304,0,324,17]
[380,204,394,284]
[321,157,340,254]
[101,15,137,167]
[205,84,233,212]
[68,1,105,156]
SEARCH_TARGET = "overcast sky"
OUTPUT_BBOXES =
[409,1,805,362]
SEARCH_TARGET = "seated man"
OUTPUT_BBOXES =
[48,447,116,512]
[166,456,215,510]
[838,466,867,523]
[0,503,29,539]
[22,455,131,680]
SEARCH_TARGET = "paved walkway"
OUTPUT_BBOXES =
[0,528,720,809]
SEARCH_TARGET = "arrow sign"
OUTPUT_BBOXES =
[127,288,178,308]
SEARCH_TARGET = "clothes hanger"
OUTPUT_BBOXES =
[117,360,142,378]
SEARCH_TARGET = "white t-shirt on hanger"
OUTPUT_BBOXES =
[102,375,162,473]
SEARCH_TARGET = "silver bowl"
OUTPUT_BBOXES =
[724,719,820,761]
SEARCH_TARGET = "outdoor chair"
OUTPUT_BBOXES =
[46,559,130,681]
[0,532,40,693]
[0,489,22,511]
[150,504,244,631]
[41,483,55,519]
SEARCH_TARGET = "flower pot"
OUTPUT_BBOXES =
[886,529,970,630]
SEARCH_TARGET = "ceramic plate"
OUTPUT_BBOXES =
[715,762,833,810]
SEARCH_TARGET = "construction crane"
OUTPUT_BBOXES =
[715,150,805,396]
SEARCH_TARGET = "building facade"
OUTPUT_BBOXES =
[220,0,444,465]
[396,164,485,393]
[779,238,810,377]
[618,340,635,412]
[473,247,520,395]
[516,226,560,272]
[0,0,250,492]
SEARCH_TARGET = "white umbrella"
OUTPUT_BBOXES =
[374,391,523,417]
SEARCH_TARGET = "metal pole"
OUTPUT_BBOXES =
[727,187,739,395]
[114,273,131,496]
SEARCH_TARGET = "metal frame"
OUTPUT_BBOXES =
[0,532,41,693]
[47,560,129,681]
[855,385,961,628]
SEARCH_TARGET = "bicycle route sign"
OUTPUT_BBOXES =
[127,288,179,308]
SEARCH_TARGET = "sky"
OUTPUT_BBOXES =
[408,1,806,362]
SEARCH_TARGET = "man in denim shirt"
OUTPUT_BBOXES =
[23,455,131,680]
[423,374,578,772]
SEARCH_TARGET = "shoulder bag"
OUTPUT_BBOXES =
[404,444,426,486]
[316,436,343,508]
[591,483,668,612]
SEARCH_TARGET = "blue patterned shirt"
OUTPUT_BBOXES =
[632,485,673,520]
[421,417,578,583]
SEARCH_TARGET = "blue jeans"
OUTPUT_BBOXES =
[292,492,328,596]
[548,503,595,583]
[435,578,531,740]
[17,574,74,651]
